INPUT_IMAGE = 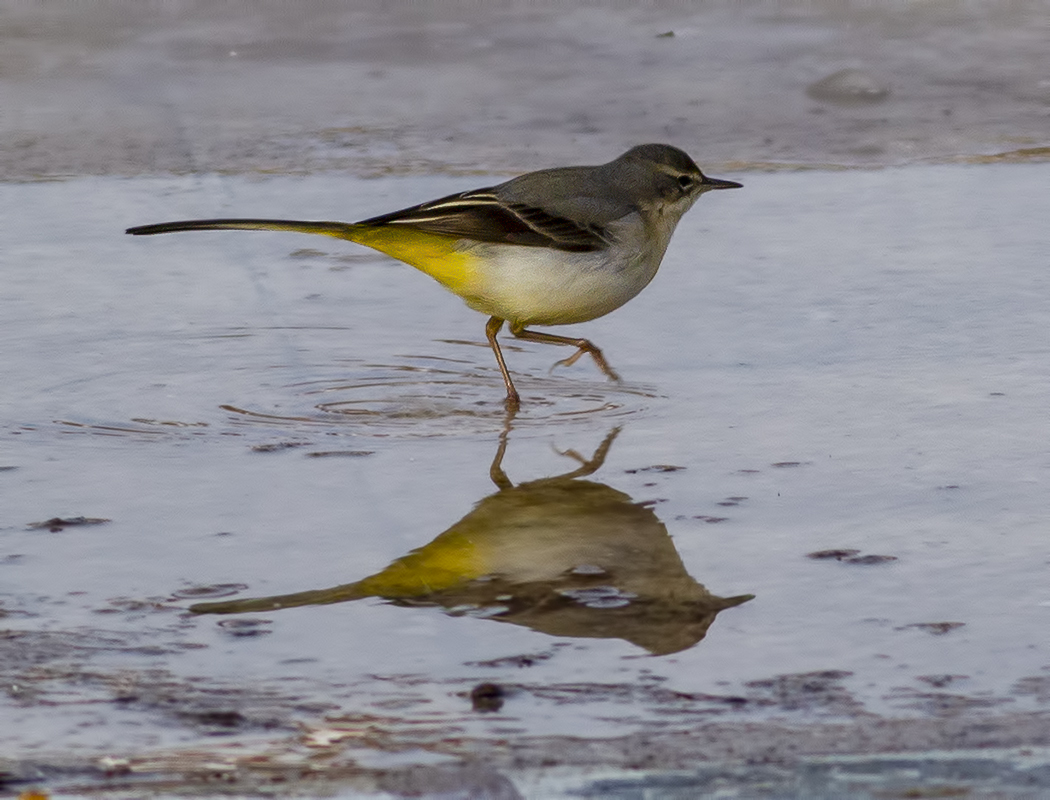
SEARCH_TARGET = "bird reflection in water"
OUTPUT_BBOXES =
[191,427,753,655]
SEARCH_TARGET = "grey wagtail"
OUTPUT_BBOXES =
[126,144,741,410]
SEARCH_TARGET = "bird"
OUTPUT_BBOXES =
[126,144,741,410]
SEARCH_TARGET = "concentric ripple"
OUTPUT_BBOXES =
[41,343,659,442]
[220,356,658,437]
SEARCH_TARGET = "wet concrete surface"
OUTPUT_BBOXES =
[2,2,1049,178]
[3,3,1050,799]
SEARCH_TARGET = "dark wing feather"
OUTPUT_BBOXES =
[355,189,610,253]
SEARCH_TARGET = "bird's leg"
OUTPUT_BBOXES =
[508,323,621,382]
[485,316,521,411]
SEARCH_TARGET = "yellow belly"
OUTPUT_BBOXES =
[345,225,654,327]
[347,225,481,297]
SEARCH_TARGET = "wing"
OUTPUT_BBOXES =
[355,188,612,253]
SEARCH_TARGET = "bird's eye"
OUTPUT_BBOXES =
[677,175,695,190]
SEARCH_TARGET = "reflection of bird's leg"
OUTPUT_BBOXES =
[554,426,622,480]
[489,407,516,491]
[508,323,621,382]
[485,316,521,411]
[490,425,621,489]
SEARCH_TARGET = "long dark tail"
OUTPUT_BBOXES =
[126,218,359,239]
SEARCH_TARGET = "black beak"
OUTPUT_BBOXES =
[700,174,743,190]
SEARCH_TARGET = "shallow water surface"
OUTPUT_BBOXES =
[2,164,1050,794]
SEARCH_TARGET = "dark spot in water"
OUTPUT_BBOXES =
[471,682,506,712]
[251,441,311,452]
[624,465,685,474]
[95,596,180,614]
[468,651,555,668]
[917,674,968,688]
[745,670,858,713]
[898,622,965,635]
[808,549,861,560]
[178,709,246,728]
[305,450,375,457]
[844,554,897,565]
[27,516,110,532]
[170,583,249,600]
[807,549,896,564]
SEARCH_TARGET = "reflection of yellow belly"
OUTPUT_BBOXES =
[351,530,484,598]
